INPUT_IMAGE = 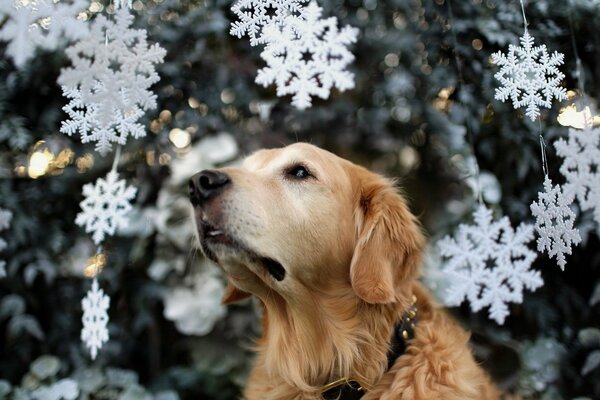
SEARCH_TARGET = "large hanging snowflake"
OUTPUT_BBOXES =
[81,277,110,360]
[230,0,308,46]
[555,126,600,224]
[438,205,542,324]
[530,177,581,270]
[0,0,88,68]
[492,30,567,121]
[76,171,137,245]
[58,9,166,155]
[0,208,12,278]
[255,2,358,110]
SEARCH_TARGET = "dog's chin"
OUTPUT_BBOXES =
[196,221,234,263]
[196,221,287,282]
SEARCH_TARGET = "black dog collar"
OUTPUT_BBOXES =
[320,296,419,400]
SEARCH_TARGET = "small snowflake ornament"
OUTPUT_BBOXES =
[81,277,110,360]
[438,205,542,324]
[555,126,600,225]
[230,0,308,46]
[58,9,166,154]
[530,177,581,270]
[492,30,567,121]
[256,2,358,110]
[76,171,137,245]
[0,0,89,67]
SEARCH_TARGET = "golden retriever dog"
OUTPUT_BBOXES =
[189,143,500,400]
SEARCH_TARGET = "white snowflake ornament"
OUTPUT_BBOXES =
[0,0,89,68]
[230,0,308,46]
[492,30,567,121]
[76,171,137,245]
[530,177,581,270]
[58,9,166,154]
[256,2,358,110]
[555,126,600,225]
[81,277,110,360]
[438,205,542,324]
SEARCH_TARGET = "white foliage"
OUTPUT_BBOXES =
[230,0,308,46]
[169,132,239,186]
[81,278,110,360]
[530,177,581,270]
[58,9,166,154]
[492,30,567,121]
[438,205,542,324]
[114,0,133,9]
[256,2,358,109]
[0,208,12,278]
[554,126,600,225]
[76,171,137,245]
[0,0,88,68]
[163,271,227,336]
[32,379,80,400]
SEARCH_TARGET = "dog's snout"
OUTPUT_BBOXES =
[189,169,231,205]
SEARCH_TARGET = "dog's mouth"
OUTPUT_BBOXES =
[196,214,286,282]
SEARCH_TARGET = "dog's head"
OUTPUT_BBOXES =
[189,143,424,307]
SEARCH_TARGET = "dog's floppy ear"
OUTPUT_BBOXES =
[221,282,251,304]
[350,171,424,304]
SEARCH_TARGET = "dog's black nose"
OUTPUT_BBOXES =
[189,170,231,205]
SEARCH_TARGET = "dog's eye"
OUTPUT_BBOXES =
[286,165,312,180]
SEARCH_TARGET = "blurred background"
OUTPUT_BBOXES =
[0,0,599,398]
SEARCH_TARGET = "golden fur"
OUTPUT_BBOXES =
[192,143,500,399]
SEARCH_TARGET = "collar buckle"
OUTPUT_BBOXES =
[320,378,363,400]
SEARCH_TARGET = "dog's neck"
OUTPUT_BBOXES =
[256,282,415,397]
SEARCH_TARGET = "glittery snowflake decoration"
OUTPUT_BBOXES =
[256,2,358,110]
[76,171,137,245]
[0,0,88,68]
[438,205,542,324]
[0,208,12,278]
[530,177,581,270]
[81,277,110,360]
[58,9,166,155]
[492,30,567,121]
[230,0,308,46]
[555,126,600,225]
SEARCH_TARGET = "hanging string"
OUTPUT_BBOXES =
[538,120,549,177]
[567,0,585,95]
[518,0,528,32]
[111,145,122,172]
[566,0,595,131]
[446,0,483,204]
[516,0,551,179]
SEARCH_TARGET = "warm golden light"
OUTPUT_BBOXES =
[433,86,455,112]
[54,148,75,169]
[188,97,200,109]
[28,149,54,179]
[76,153,95,173]
[159,153,172,165]
[169,128,191,149]
[159,109,172,123]
[557,104,600,130]
[84,253,106,278]
[146,150,156,166]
